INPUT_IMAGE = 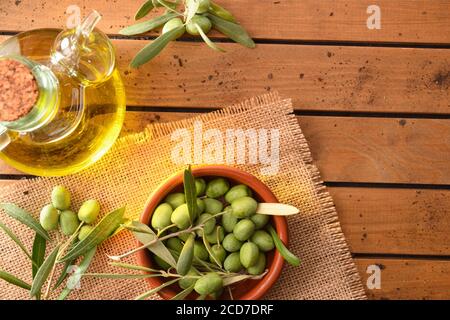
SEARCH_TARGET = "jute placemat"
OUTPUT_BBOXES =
[0,92,366,300]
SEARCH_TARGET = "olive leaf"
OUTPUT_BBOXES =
[184,0,200,24]
[207,14,256,48]
[58,246,97,300]
[122,221,154,234]
[0,270,32,290]
[53,259,73,290]
[135,0,179,19]
[208,2,236,22]
[110,261,161,273]
[130,25,185,68]
[52,238,78,290]
[120,12,178,35]
[223,274,256,286]
[176,233,195,276]
[30,244,60,298]
[171,284,195,300]
[131,221,177,268]
[0,203,50,241]
[59,207,125,263]
[32,233,47,278]
[157,0,181,14]
[0,220,33,263]
[194,23,226,53]
[183,166,198,224]
[267,225,300,266]
[84,273,163,280]
[135,0,157,20]
[135,278,179,300]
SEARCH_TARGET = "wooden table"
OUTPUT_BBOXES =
[1,1,449,299]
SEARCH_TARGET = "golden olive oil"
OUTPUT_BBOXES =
[0,29,126,176]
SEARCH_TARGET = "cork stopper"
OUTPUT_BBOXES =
[0,59,39,122]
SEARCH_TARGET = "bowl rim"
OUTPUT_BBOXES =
[137,165,288,300]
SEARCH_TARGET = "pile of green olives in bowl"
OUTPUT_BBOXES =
[138,165,288,300]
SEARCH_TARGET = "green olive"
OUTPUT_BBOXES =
[209,244,226,264]
[51,186,71,210]
[194,241,209,261]
[153,254,171,270]
[195,199,205,217]
[203,198,223,214]
[186,15,212,36]
[196,0,211,13]
[78,199,100,224]
[205,226,225,244]
[194,272,223,295]
[39,204,59,231]
[167,237,184,252]
[171,204,191,229]
[205,178,230,199]
[233,219,255,241]
[165,193,186,209]
[224,252,243,273]
[224,184,252,204]
[151,203,173,230]
[209,288,223,300]
[240,242,259,268]
[221,208,237,233]
[247,253,266,275]
[251,230,275,252]
[59,210,80,236]
[179,268,198,289]
[222,233,243,252]
[78,225,93,241]
[162,18,186,39]
[231,196,257,218]
[196,213,215,237]
[250,214,270,230]
[195,178,206,196]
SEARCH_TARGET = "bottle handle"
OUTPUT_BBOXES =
[0,125,11,151]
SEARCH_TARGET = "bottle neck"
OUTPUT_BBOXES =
[0,55,59,132]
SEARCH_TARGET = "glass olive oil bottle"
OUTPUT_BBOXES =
[0,11,126,176]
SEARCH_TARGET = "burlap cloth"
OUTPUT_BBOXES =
[0,92,366,300]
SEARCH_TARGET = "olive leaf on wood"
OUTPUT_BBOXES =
[130,26,185,68]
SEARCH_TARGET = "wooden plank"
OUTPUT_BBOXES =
[1,1,450,44]
[355,258,450,300]
[1,113,449,185]
[115,40,450,113]
[298,116,450,185]
[332,187,450,255]
[0,36,448,114]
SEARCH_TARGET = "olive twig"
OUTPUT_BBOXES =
[42,253,59,300]
[157,223,177,237]
[108,224,204,261]
[56,221,85,262]
[157,0,183,15]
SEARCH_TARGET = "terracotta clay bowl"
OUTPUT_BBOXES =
[138,165,288,300]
